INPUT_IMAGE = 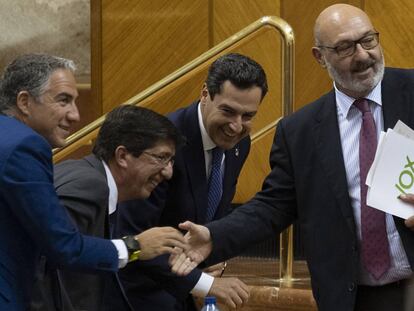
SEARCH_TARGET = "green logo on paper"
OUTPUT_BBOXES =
[395,156,414,194]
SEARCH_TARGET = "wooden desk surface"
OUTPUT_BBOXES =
[196,257,317,311]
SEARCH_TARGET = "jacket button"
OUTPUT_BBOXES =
[348,282,355,291]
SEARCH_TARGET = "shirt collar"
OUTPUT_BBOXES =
[334,80,382,118]
[197,102,217,151]
[102,160,118,215]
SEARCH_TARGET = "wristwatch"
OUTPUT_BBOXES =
[121,236,141,262]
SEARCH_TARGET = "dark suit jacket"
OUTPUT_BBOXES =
[0,116,118,311]
[116,101,251,310]
[31,155,132,311]
[206,68,414,311]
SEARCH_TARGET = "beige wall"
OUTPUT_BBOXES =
[0,0,90,81]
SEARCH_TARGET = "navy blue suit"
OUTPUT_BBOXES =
[0,116,118,311]
[116,102,251,310]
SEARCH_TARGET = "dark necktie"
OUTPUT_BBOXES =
[206,147,224,221]
[109,209,117,238]
[355,98,390,279]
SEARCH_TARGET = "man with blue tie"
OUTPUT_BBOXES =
[0,54,187,311]
[116,53,268,310]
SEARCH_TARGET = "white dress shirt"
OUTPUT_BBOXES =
[189,104,231,296]
[102,161,129,269]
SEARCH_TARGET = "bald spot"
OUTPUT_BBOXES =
[314,4,374,46]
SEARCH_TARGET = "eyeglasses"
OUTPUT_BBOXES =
[317,32,380,57]
[143,151,175,167]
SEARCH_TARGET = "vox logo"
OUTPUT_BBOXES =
[396,156,414,194]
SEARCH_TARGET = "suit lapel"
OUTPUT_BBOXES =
[313,91,356,234]
[181,104,209,224]
[84,155,112,237]
[84,156,133,309]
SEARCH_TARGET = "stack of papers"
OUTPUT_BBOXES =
[367,121,414,219]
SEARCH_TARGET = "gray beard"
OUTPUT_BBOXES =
[325,56,385,96]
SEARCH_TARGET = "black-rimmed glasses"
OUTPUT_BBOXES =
[143,151,175,167]
[317,32,380,57]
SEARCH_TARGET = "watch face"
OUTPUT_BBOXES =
[123,236,140,251]
[122,236,141,262]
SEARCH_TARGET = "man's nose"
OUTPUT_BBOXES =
[229,115,243,133]
[353,43,371,60]
[161,161,174,180]
[67,102,80,123]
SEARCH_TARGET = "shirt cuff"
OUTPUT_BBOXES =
[190,272,214,297]
[111,239,128,268]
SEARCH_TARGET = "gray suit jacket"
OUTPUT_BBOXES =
[31,155,131,311]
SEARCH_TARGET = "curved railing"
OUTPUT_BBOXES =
[53,15,295,282]
[53,16,294,160]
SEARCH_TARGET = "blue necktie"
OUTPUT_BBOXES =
[206,147,224,221]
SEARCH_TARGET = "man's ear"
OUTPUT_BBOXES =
[114,145,129,169]
[16,91,31,116]
[200,83,209,104]
[312,47,327,69]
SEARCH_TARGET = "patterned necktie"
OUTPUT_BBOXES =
[354,98,390,279]
[206,147,224,222]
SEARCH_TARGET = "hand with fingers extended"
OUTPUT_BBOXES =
[399,194,414,230]
[169,221,213,276]
[208,277,250,309]
[134,226,188,260]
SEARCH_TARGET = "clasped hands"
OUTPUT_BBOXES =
[167,221,213,275]
[167,221,250,309]
[163,195,414,266]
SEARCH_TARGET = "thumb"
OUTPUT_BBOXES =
[179,221,195,232]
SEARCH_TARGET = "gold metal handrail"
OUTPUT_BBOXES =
[250,118,281,142]
[53,15,295,282]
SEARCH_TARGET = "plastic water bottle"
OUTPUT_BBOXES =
[201,296,220,311]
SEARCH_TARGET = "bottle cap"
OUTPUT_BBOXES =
[204,296,216,305]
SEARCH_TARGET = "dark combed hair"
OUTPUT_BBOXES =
[206,53,268,101]
[0,53,75,113]
[93,105,184,162]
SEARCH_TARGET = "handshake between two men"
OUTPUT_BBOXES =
[169,221,213,276]
[169,194,414,270]
[167,194,414,310]
[165,221,250,309]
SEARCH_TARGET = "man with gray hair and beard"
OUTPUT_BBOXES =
[170,4,414,311]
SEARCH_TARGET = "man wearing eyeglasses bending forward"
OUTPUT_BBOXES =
[31,105,186,311]
[170,4,414,311]
[115,53,267,311]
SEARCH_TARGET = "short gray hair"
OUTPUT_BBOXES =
[0,53,76,113]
